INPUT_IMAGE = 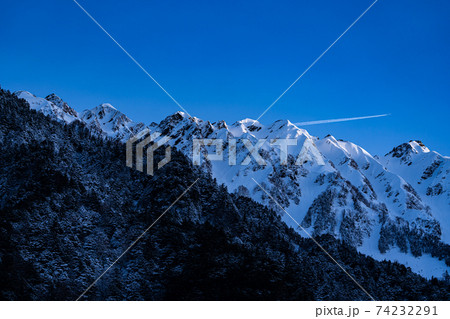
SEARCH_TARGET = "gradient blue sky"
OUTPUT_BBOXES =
[1,0,449,155]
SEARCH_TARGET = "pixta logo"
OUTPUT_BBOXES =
[126,129,172,176]
[126,129,325,176]
[192,138,325,166]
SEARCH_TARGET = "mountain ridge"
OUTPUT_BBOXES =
[14,90,450,279]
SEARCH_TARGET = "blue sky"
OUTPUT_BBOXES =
[1,0,449,155]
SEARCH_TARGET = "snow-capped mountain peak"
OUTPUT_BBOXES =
[409,140,431,153]
[81,103,121,121]
[386,140,430,161]
[382,140,450,248]
[14,91,79,123]
[45,93,79,119]
[81,103,146,141]
[15,90,147,141]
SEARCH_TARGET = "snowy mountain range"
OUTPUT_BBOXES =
[15,90,450,279]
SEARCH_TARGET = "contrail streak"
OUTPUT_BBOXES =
[294,113,390,126]
[256,0,380,121]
